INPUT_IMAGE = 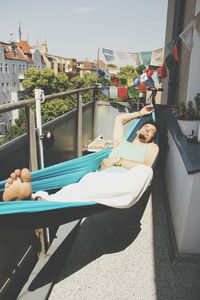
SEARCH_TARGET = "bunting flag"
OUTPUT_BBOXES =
[145,77,155,89]
[166,40,175,54]
[151,70,161,87]
[120,78,127,85]
[179,20,194,51]
[127,77,134,86]
[157,64,167,78]
[140,72,148,82]
[146,68,154,78]
[118,86,128,99]
[101,86,109,96]
[165,53,175,70]
[109,86,118,99]
[172,44,179,61]
[127,52,141,67]
[140,51,152,66]
[150,48,164,66]
[111,76,120,85]
[194,12,200,35]
[138,82,147,93]
[116,51,130,60]
[98,69,105,77]
[102,48,115,61]
[105,71,111,80]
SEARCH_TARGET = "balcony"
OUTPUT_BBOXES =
[0,90,200,299]
[18,73,25,80]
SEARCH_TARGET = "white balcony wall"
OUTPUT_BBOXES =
[165,131,200,253]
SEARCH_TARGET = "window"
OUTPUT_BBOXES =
[1,83,5,92]
[6,83,10,92]
[12,64,16,74]
[5,63,8,73]
[0,63,3,73]
[19,65,22,73]
[22,65,26,71]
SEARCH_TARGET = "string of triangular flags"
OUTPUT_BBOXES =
[102,10,200,65]
[98,61,167,101]
[98,11,200,101]
[102,47,164,67]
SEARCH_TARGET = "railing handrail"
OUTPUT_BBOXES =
[0,86,96,114]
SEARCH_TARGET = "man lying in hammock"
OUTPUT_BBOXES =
[2,105,159,208]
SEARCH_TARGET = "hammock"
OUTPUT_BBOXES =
[0,116,155,228]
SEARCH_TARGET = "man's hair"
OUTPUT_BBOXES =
[139,120,158,131]
[138,121,158,143]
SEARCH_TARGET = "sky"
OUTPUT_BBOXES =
[1,0,168,65]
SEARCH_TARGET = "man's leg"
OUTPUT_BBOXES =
[3,169,32,201]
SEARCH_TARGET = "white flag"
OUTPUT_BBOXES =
[194,12,200,36]
[140,72,148,82]
[150,48,164,66]
[116,51,130,60]
[127,52,141,67]
[180,21,194,51]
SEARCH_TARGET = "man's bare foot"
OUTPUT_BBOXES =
[3,168,32,201]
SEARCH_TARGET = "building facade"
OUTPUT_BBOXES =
[162,0,199,106]
[0,41,44,134]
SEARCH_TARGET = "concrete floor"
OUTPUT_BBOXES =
[48,175,200,300]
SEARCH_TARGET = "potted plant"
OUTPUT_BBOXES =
[177,98,200,136]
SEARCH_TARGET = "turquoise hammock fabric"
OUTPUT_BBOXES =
[0,117,149,216]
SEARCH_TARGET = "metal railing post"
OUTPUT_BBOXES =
[34,89,44,169]
[92,87,98,139]
[77,92,83,157]
[25,107,38,171]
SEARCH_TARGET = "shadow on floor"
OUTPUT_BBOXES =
[28,190,150,291]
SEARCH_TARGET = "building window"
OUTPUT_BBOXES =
[5,63,8,73]
[1,83,5,92]
[22,65,26,71]
[12,64,16,74]
[19,65,22,73]
[6,83,10,92]
[0,63,3,73]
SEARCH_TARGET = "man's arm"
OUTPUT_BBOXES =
[113,106,154,147]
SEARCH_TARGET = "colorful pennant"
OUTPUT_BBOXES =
[102,48,115,61]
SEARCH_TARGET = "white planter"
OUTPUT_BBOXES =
[178,120,199,136]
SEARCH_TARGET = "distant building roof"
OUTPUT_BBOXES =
[16,40,32,54]
[0,42,27,61]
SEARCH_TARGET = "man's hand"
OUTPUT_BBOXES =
[100,158,116,170]
[139,105,154,116]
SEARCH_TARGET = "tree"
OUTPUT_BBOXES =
[3,68,109,143]
[118,65,139,79]
[23,67,70,98]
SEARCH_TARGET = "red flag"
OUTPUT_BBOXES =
[111,76,120,85]
[172,44,179,61]
[118,86,127,99]
[138,82,147,93]
[157,64,167,78]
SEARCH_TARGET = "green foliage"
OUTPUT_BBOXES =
[2,111,26,143]
[119,65,138,79]
[136,64,146,75]
[23,67,70,98]
[194,93,200,116]
[107,64,117,68]
[177,101,200,120]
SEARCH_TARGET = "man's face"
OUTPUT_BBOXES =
[137,123,156,143]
